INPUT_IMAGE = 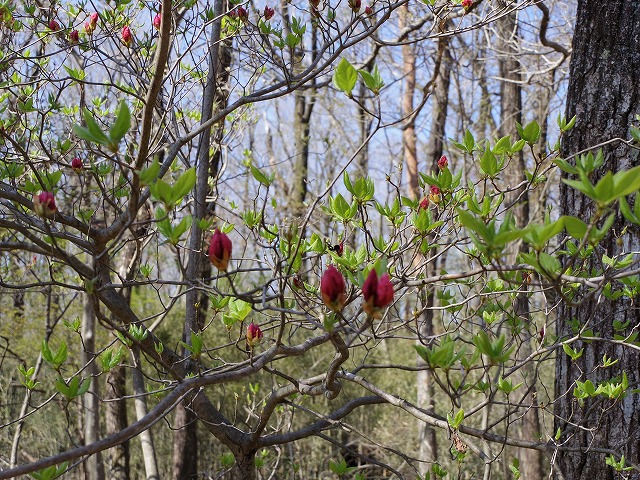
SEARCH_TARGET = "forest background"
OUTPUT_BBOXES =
[1,0,640,479]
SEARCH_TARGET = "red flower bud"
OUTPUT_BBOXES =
[349,0,361,11]
[237,6,248,21]
[419,197,429,211]
[208,229,232,271]
[292,275,303,290]
[437,155,448,169]
[48,19,60,31]
[84,22,94,35]
[263,6,274,20]
[246,322,263,347]
[362,269,394,318]
[69,29,79,43]
[429,185,441,204]
[153,13,161,30]
[71,157,83,172]
[90,12,99,28]
[365,5,373,15]
[34,191,57,218]
[121,25,133,47]
[321,265,347,312]
[461,0,473,9]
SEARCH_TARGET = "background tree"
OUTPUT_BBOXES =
[556,1,640,478]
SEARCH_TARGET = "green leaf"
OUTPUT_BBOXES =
[108,100,131,148]
[358,64,384,94]
[138,157,161,185]
[251,164,273,186]
[517,120,541,144]
[76,107,110,146]
[333,58,358,96]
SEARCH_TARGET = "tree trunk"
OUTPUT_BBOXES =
[132,349,159,480]
[400,3,418,200]
[414,23,453,476]
[172,403,199,479]
[82,294,105,480]
[104,366,129,479]
[556,2,640,479]
[495,4,544,478]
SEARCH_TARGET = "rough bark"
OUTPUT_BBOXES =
[556,2,640,479]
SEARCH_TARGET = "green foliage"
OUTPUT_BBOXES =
[333,58,358,97]
[329,458,357,476]
[41,340,67,371]
[29,462,68,480]
[73,101,130,152]
[149,167,196,210]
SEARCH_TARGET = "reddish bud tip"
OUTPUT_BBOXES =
[429,185,442,204]
[349,0,361,11]
[71,157,83,172]
[153,13,161,29]
[419,197,429,211]
[362,269,394,318]
[34,191,57,218]
[48,19,60,31]
[90,12,99,27]
[321,265,347,312]
[121,25,133,47]
[247,322,263,347]
[208,229,232,272]
[437,155,448,169]
[263,6,274,20]
[461,0,473,8]
[69,29,79,43]
[364,5,373,15]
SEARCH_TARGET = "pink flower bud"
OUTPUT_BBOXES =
[263,6,274,20]
[34,191,57,218]
[349,0,361,11]
[121,25,133,47]
[71,157,83,172]
[461,0,473,9]
[90,12,99,28]
[429,185,441,204]
[437,155,448,169]
[362,269,394,319]
[364,5,373,15]
[84,22,94,35]
[321,265,347,312]
[153,13,161,30]
[418,197,429,211]
[246,322,263,348]
[69,29,79,43]
[48,19,60,31]
[208,229,232,271]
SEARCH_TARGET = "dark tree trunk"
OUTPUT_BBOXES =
[104,366,130,480]
[172,403,199,480]
[557,2,640,479]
